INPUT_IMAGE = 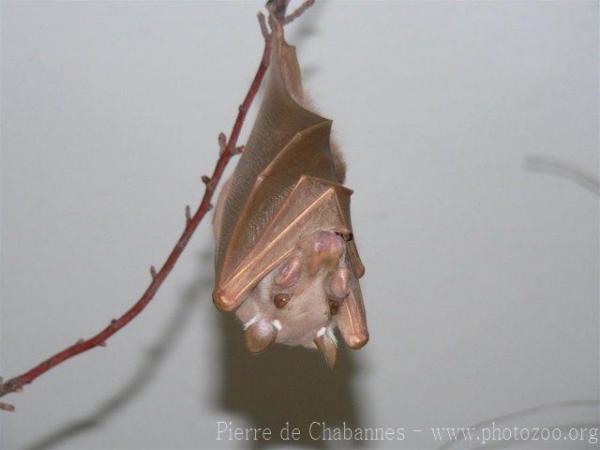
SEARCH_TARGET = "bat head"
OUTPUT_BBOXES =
[234,230,352,367]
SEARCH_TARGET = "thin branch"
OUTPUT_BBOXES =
[284,0,315,25]
[0,12,275,412]
[268,0,291,22]
[258,12,270,40]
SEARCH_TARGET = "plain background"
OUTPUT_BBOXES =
[1,1,598,449]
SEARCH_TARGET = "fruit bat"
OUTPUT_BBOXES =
[212,17,368,368]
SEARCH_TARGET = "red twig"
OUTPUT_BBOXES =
[284,0,315,25]
[0,13,274,412]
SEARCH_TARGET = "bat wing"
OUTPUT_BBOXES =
[214,174,361,312]
[337,277,368,349]
[214,29,327,280]
[213,20,366,350]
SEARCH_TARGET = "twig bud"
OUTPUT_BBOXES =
[218,132,227,155]
[202,176,216,191]
[0,402,15,412]
[284,0,315,25]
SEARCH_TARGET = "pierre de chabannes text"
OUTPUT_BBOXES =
[217,421,406,442]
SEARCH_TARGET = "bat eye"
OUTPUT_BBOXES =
[328,297,340,315]
[273,293,291,309]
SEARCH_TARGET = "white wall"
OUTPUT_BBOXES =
[1,1,598,449]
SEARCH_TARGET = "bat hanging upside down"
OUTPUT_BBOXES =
[212,17,368,369]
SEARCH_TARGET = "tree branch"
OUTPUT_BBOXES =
[0,10,276,413]
[284,0,315,25]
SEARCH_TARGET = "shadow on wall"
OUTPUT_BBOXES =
[24,249,214,450]
[524,154,600,196]
[213,312,365,450]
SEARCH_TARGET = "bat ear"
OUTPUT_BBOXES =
[244,317,278,354]
[314,328,337,369]
[337,280,369,349]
